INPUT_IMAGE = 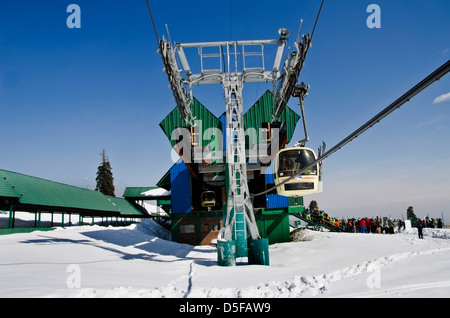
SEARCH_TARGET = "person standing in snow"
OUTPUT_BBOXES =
[388,219,394,234]
[417,219,424,239]
[376,217,382,234]
[396,219,401,233]
[360,218,366,233]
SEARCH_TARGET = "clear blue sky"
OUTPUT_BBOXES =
[1,1,449,220]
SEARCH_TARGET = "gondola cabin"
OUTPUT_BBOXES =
[273,147,320,197]
[201,190,216,208]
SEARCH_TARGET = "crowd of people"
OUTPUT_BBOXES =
[300,208,445,234]
[415,217,445,239]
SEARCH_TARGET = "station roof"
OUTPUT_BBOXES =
[159,96,221,148]
[243,90,300,143]
[123,186,171,200]
[123,187,154,198]
[0,169,142,217]
[156,91,301,191]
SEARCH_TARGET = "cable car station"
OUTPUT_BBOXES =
[4,2,446,269]
[145,0,449,266]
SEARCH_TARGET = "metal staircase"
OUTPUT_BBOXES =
[292,212,338,232]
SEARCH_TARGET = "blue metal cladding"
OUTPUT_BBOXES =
[219,113,227,152]
[264,164,275,184]
[266,194,289,209]
[170,161,192,214]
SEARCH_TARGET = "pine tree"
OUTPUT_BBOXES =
[407,206,416,223]
[309,200,318,211]
[95,149,115,196]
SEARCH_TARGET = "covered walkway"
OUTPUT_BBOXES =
[0,169,143,233]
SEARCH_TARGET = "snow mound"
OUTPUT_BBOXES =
[135,219,171,241]
[290,227,333,241]
[290,227,315,241]
[404,227,450,240]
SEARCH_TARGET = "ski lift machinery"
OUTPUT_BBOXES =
[146,0,450,266]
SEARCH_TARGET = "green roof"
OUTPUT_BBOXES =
[159,96,221,148]
[243,90,300,143]
[122,187,155,198]
[0,175,21,199]
[122,187,171,199]
[106,196,143,216]
[156,167,172,191]
[156,91,301,191]
[0,169,142,217]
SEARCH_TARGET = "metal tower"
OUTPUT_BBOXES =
[156,26,312,265]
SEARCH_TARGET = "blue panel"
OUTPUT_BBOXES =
[266,194,289,209]
[219,113,227,152]
[264,164,274,184]
[170,161,192,214]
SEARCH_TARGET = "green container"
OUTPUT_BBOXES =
[255,209,290,245]
[247,238,270,266]
[217,240,236,266]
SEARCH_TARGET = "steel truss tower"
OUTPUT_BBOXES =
[157,26,312,265]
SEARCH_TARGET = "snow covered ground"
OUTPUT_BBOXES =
[1,213,450,299]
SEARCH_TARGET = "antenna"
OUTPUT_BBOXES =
[165,24,173,47]
[295,19,303,43]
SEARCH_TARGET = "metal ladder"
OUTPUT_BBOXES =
[223,80,259,256]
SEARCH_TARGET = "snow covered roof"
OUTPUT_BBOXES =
[141,188,170,197]
[123,187,170,199]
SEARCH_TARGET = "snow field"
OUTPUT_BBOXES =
[1,214,450,298]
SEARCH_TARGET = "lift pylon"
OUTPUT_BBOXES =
[154,26,313,265]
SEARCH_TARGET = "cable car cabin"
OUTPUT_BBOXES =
[273,147,320,197]
[201,191,216,208]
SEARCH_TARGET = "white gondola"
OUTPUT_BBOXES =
[273,147,320,197]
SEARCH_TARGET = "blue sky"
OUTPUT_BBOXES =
[1,1,449,220]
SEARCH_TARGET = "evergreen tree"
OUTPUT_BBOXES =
[95,149,115,196]
[309,200,318,211]
[407,206,416,223]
